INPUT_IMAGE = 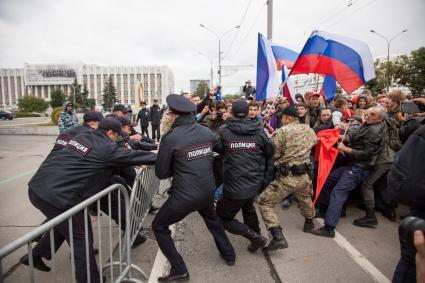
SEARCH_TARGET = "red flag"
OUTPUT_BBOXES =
[313,129,340,206]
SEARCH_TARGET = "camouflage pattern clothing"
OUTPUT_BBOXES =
[58,111,79,134]
[258,120,317,229]
[160,108,173,136]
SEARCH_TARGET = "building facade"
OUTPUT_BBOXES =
[0,63,175,107]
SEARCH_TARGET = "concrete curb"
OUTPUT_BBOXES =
[0,126,59,136]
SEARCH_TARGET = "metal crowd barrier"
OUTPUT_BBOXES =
[0,183,139,283]
[104,165,160,280]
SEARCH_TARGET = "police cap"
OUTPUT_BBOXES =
[282,106,299,118]
[99,117,127,136]
[166,94,196,114]
[232,99,249,117]
[116,116,137,127]
[83,111,104,123]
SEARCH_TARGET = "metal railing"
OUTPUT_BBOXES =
[0,183,139,283]
[103,165,160,280]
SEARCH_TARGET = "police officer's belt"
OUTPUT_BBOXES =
[279,163,311,176]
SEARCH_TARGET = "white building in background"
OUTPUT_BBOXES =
[0,63,175,107]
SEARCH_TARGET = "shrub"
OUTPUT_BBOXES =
[51,107,63,125]
[15,112,42,118]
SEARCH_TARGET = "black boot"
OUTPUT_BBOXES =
[20,254,51,272]
[243,229,267,253]
[264,226,288,251]
[158,272,190,282]
[132,233,147,249]
[353,208,378,228]
[303,218,314,232]
[382,204,396,222]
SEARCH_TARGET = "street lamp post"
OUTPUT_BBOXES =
[370,29,408,93]
[200,24,240,85]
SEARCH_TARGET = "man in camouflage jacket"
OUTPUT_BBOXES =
[58,102,79,134]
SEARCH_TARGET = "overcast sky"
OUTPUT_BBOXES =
[0,0,424,93]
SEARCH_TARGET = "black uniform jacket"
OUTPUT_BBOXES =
[218,117,274,200]
[137,108,150,128]
[29,129,157,209]
[149,105,162,126]
[155,115,221,206]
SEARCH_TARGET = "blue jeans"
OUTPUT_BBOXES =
[324,165,369,228]
[214,184,223,201]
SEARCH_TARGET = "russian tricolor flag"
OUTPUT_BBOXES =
[320,76,337,101]
[256,33,279,101]
[291,31,375,94]
[271,45,299,70]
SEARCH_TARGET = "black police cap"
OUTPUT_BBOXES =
[98,117,127,137]
[232,99,249,117]
[117,116,137,127]
[113,104,128,113]
[282,106,299,118]
[166,94,196,113]
[83,111,104,123]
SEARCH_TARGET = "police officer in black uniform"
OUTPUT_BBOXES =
[216,99,274,253]
[22,118,157,283]
[152,94,235,282]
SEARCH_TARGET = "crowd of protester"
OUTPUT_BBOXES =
[31,81,425,282]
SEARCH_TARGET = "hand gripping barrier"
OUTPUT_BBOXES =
[0,183,141,283]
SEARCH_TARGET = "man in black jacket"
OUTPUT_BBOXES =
[216,99,274,252]
[150,99,162,141]
[152,95,235,282]
[23,118,157,283]
[136,101,150,137]
[312,107,385,238]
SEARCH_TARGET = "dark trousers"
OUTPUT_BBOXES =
[141,126,149,138]
[392,242,417,283]
[361,164,391,209]
[216,196,261,234]
[151,124,160,141]
[322,165,369,228]
[152,198,235,275]
[29,190,99,283]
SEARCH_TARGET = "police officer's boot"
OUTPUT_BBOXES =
[353,207,378,228]
[303,218,314,232]
[243,229,267,253]
[264,226,288,251]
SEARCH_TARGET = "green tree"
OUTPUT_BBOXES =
[18,95,49,113]
[223,93,244,100]
[69,78,82,105]
[364,59,388,94]
[193,81,210,99]
[392,47,425,96]
[79,86,89,109]
[86,98,96,109]
[103,76,117,111]
[50,89,66,108]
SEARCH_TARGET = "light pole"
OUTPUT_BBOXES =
[370,29,408,93]
[200,24,240,85]
[198,52,214,88]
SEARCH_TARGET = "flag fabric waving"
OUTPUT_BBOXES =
[256,33,279,101]
[281,64,297,104]
[313,128,340,206]
[319,76,337,101]
[271,44,299,70]
[290,30,375,94]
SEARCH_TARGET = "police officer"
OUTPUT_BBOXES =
[152,94,235,282]
[22,118,157,282]
[258,106,317,251]
[216,99,274,252]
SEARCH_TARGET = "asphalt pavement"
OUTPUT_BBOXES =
[0,134,405,282]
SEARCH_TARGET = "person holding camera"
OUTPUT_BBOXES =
[388,97,425,283]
